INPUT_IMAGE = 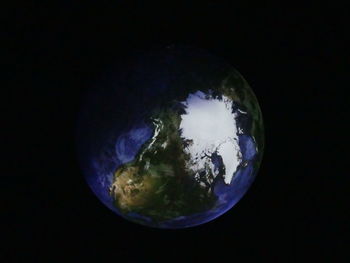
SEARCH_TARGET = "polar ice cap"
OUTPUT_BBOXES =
[180,91,242,184]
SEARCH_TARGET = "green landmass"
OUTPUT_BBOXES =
[110,107,217,223]
[219,69,264,166]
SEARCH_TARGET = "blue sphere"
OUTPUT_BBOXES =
[76,47,264,228]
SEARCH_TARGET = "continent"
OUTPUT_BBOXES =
[109,105,218,222]
[109,166,156,210]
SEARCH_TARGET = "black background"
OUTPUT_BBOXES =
[4,1,347,261]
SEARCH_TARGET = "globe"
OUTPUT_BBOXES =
[76,46,264,228]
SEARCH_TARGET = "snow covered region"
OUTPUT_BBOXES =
[139,118,163,161]
[180,91,242,185]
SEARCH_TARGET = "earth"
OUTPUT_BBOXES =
[76,46,264,228]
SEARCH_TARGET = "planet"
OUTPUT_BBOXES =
[76,46,264,228]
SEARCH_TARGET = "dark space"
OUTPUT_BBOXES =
[3,1,347,261]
